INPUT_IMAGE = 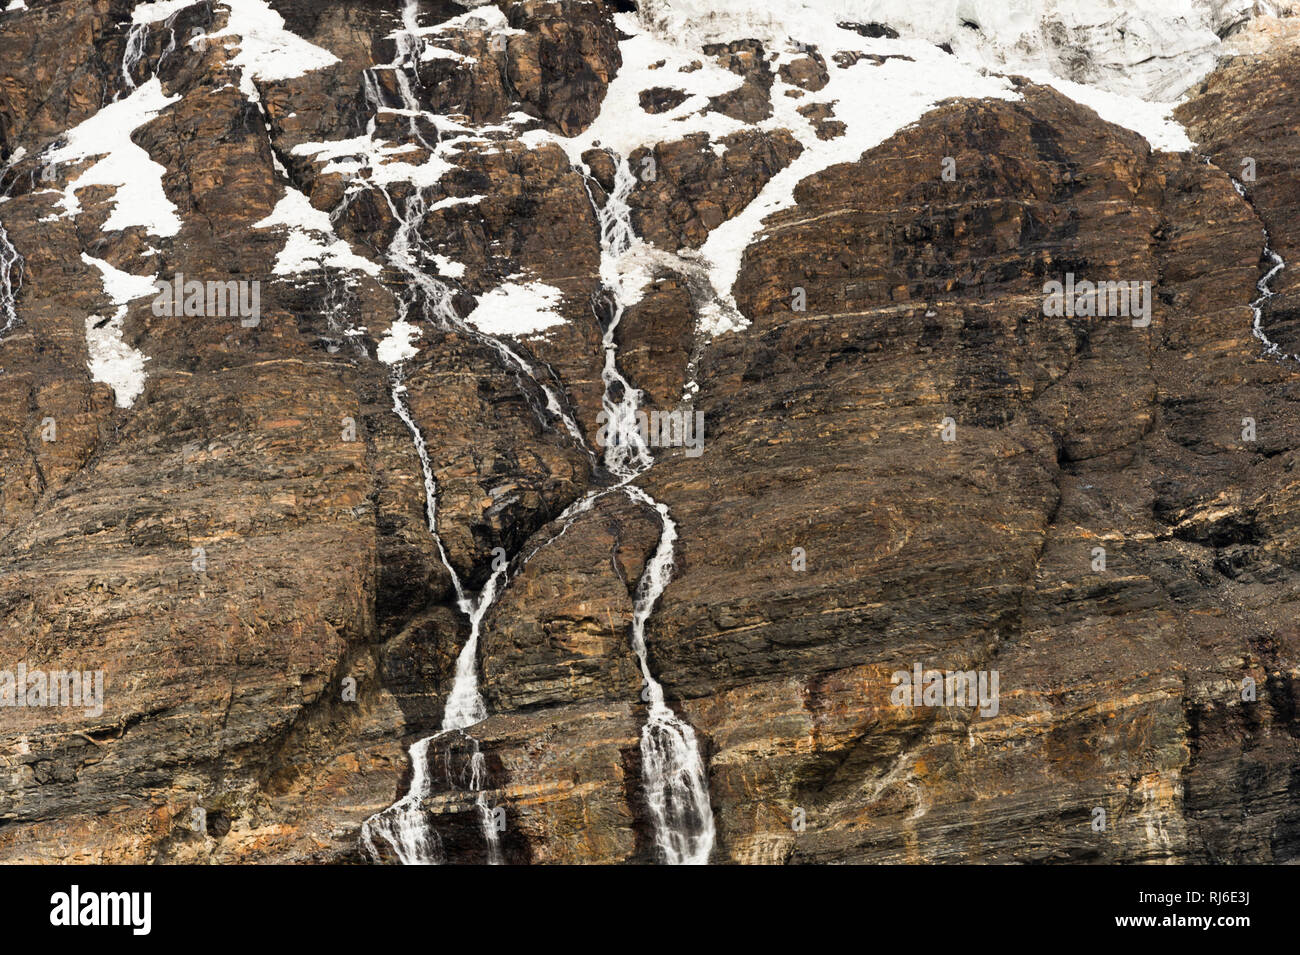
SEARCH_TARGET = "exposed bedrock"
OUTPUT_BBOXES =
[0,0,1296,864]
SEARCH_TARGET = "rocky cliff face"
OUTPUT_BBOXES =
[0,0,1298,864]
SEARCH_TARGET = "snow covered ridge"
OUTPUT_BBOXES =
[554,1,1259,336]
[634,0,1264,101]
[551,10,1023,336]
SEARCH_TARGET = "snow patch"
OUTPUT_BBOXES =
[269,231,382,276]
[432,254,467,279]
[421,4,523,37]
[292,134,454,189]
[45,78,182,236]
[548,15,748,161]
[81,255,155,409]
[80,253,159,305]
[132,0,201,24]
[428,194,483,211]
[210,0,340,97]
[254,187,381,276]
[420,44,470,63]
[377,318,421,364]
[697,42,1016,333]
[86,310,150,408]
[562,13,1017,336]
[254,186,335,232]
[465,281,566,336]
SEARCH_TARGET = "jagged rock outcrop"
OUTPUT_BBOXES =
[628,128,802,249]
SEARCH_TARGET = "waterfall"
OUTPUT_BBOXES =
[583,156,717,864]
[361,1,713,864]
[1251,240,1287,358]
[592,162,655,478]
[440,566,504,731]
[359,0,546,864]
[120,5,191,100]
[365,337,513,862]
[153,8,191,76]
[623,486,716,864]
[1229,176,1291,361]
[156,22,178,73]
[0,220,23,342]
[361,371,505,864]
[360,736,445,865]
[470,746,503,865]
[361,97,589,450]
[120,23,149,95]
[388,380,466,607]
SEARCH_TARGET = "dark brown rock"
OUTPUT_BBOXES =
[628,128,802,249]
[0,0,1298,868]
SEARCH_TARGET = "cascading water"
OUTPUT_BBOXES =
[0,220,23,342]
[440,567,503,731]
[583,156,717,864]
[119,5,190,100]
[1252,242,1287,356]
[361,1,713,864]
[360,1,549,864]
[591,163,655,478]
[623,486,716,864]
[360,736,445,865]
[1231,177,1291,361]
[365,356,595,864]
[360,371,506,864]
[360,64,589,453]
[388,380,465,603]
[469,745,503,865]
[120,23,149,95]
[153,8,191,77]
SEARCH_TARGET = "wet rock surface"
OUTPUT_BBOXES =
[0,0,1297,865]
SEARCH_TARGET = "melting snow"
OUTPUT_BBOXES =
[81,253,159,305]
[292,134,453,189]
[432,254,466,279]
[132,0,201,24]
[465,281,565,337]
[253,187,381,276]
[697,37,1017,333]
[86,311,150,408]
[210,0,340,96]
[45,78,182,236]
[556,2,1231,336]
[551,20,747,161]
[556,12,1017,335]
[81,254,156,408]
[635,0,1254,101]
[377,318,421,364]
[433,5,520,34]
